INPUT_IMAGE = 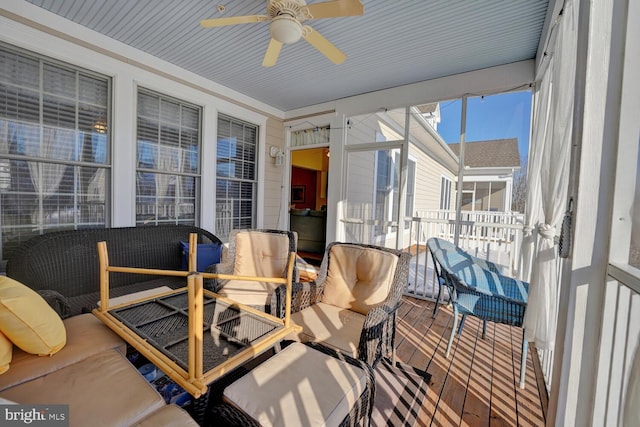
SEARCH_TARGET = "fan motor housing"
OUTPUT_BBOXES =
[267,0,311,22]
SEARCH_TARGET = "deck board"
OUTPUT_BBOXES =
[396,296,546,427]
[462,319,493,426]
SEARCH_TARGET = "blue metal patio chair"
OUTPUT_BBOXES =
[427,237,504,318]
[427,237,530,388]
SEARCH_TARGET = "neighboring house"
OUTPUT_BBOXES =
[449,138,521,213]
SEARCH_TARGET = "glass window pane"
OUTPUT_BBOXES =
[138,92,159,118]
[43,64,76,97]
[0,47,39,89]
[0,86,40,122]
[79,75,108,107]
[160,99,180,125]
[43,94,76,128]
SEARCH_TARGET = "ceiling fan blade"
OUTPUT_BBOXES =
[302,26,346,64]
[262,38,283,67]
[305,0,364,19]
[200,15,268,28]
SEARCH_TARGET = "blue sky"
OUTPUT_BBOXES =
[436,91,532,163]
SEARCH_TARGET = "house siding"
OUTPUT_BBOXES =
[411,146,455,213]
[262,117,285,229]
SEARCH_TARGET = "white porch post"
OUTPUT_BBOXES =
[453,96,468,246]
[395,106,410,251]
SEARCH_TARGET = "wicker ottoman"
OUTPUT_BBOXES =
[209,342,374,427]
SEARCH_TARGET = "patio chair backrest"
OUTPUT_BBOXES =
[428,237,528,304]
[427,237,502,274]
[233,230,291,278]
[321,243,401,315]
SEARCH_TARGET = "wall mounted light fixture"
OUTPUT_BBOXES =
[269,145,285,166]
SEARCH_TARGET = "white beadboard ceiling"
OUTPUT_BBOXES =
[22,0,549,112]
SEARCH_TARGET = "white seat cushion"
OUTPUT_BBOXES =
[223,342,367,427]
[288,302,365,358]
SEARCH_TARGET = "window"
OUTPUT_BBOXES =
[374,150,416,236]
[393,152,416,227]
[0,44,110,261]
[405,156,416,219]
[440,176,452,210]
[374,150,393,237]
[136,89,200,226]
[216,114,258,241]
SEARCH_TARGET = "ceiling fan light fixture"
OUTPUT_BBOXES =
[270,15,303,44]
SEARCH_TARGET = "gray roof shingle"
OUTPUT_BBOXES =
[448,138,521,168]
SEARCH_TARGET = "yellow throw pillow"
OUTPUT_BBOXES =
[0,277,66,356]
[0,330,11,374]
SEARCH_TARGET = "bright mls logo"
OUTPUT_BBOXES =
[1,405,68,426]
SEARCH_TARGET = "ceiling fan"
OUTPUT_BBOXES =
[200,0,364,67]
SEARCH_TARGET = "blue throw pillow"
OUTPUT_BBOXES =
[179,241,222,272]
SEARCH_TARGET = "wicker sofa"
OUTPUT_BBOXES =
[6,225,222,317]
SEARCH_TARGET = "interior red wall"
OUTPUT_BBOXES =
[291,166,317,210]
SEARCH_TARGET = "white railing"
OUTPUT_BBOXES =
[215,201,233,240]
[592,266,640,425]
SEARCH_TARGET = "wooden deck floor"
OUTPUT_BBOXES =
[396,296,546,427]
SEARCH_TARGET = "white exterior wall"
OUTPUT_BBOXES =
[0,4,287,235]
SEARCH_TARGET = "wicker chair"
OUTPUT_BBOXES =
[272,242,411,367]
[207,229,298,314]
[427,237,530,388]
